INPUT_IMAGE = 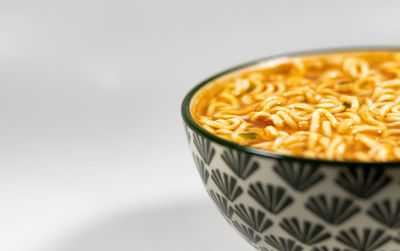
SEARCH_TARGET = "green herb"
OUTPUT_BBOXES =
[343,102,351,108]
[241,133,257,139]
[247,85,255,92]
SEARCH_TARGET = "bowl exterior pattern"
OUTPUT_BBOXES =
[185,125,400,251]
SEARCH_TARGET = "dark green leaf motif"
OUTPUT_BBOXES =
[279,217,331,245]
[264,235,303,251]
[192,153,209,185]
[211,169,243,201]
[193,133,216,165]
[335,166,391,199]
[336,228,391,251]
[234,204,273,233]
[367,199,400,228]
[311,247,347,251]
[273,160,324,192]
[248,182,293,214]
[221,148,260,179]
[232,221,261,244]
[208,189,234,220]
[305,194,360,225]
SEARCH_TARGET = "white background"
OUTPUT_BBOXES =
[1,1,400,251]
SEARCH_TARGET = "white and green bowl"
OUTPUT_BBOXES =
[181,48,400,251]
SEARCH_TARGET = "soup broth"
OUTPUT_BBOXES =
[191,51,400,161]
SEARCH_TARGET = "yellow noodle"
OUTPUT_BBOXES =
[308,132,320,149]
[249,111,271,122]
[359,105,386,129]
[219,92,239,106]
[265,126,279,137]
[355,134,377,148]
[352,125,383,134]
[276,111,297,128]
[231,79,250,96]
[380,79,400,88]
[207,102,230,115]
[191,51,400,161]
[326,136,343,159]
[338,119,355,134]
[383,129,400,137]
[321,121,332,137]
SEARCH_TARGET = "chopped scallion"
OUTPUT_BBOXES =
[343,102,351,108]
[241,133,257,139]
[247,85,255,92]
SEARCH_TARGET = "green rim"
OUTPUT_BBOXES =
[181,46,400,167]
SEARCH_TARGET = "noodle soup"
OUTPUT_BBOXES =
[191,51,400,161]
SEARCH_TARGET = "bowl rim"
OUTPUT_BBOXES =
[181,46,400,167]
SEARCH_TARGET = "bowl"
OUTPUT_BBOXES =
[181,48,400,251]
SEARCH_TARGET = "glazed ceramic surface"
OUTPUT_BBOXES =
[182,48,400,251]
[185,126,400,251]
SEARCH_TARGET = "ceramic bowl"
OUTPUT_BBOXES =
[181,48,400,251]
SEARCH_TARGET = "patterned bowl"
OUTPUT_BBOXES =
[181,48,400,251]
